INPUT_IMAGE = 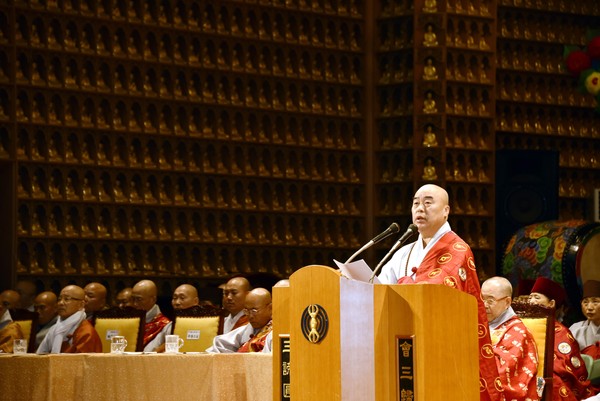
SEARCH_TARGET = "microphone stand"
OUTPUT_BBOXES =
[344,242,372,265]
[344,223,400,264]
[369,226,417,283]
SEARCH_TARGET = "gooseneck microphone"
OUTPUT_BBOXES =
[369,224,418,283]
[344,223,400,264]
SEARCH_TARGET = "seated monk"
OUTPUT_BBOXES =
[36,285,102,353]
[482,277,539,401]
[83,282,109,321]
[115,288,132,309]
[529,277,597,400]
[222,276,250,333]
[206,288,272,353]
[0,290,25,353]
[155,284,201,353]
[131,280,171,352]
[171,284,200,311]
[570,280,600,359]
[34,291,59,349]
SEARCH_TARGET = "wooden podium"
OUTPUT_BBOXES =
[273,265,480,401]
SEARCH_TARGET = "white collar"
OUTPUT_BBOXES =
[145,304,161,323]
[489,306,516,330]
[0,309,12,330]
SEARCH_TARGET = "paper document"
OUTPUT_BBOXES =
[334,259,380,284]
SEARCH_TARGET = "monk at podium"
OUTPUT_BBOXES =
[378,184,503,401]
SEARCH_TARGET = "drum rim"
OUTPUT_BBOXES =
[562,222,600,307]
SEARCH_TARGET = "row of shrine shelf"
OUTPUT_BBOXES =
[5,10,363,56]
[12,113,362,152]
[13,0,363,22]
[17,166,364,213]
[497,0,600,17]
[17,203,363,247]
[7,50,364,88]
[379,151,492,183]
[495,105,600,138]
[4,86,365,127]
[16,240,317,277]
[15,134,364,177]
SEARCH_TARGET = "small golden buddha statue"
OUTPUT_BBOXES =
[49,176,62,199]
[423,0,437,12]
[65,214,78,235]
[423,24,439,47]
[423,91,437,114]
[422,125,438,147]
[97,219,110,238]
[144,182,157,204]
[478,163,489,182]
[480,1,490,15]
[479,36,489,50]
[31,211,43,235]
[82,177,96,200]
[423,57,438,80]
[422,158,437,180]
[30,255,43,274]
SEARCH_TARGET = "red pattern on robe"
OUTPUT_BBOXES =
[491,315,539,401]
[232,315,249,332]
[397,231,504,401]
[61,319,102,353]
[553,322,596,400]
[143,313,171,347]
[237,320,272,353]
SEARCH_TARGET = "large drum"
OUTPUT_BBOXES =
[502,220,600,306]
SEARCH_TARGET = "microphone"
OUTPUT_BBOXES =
[369,224,418,283]
[344,223,400,264]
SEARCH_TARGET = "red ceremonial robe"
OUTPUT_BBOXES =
[553,322,596,400]
[237,320,272,353]
[143,313,171,347]
[397,231,504,401]
[581,343,600,360]
[61,319,102,353]
[491,315,539,401]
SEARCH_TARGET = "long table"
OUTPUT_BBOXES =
[0,352,272,401]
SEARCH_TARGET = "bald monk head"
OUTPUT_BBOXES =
[0,290,21,310]
[131,280,158,312]
[171,284,199,310]
[243,288,272,329]
[83,282,107,314]
[222,277,251,316]
[0,290,21,321]
[115,288,132,308]
[481,277,513,323]
[57,285,86,319]
[411,184,451,243]
[34,291,58,325]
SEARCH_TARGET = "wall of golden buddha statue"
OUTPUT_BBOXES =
[0,0,599,290]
